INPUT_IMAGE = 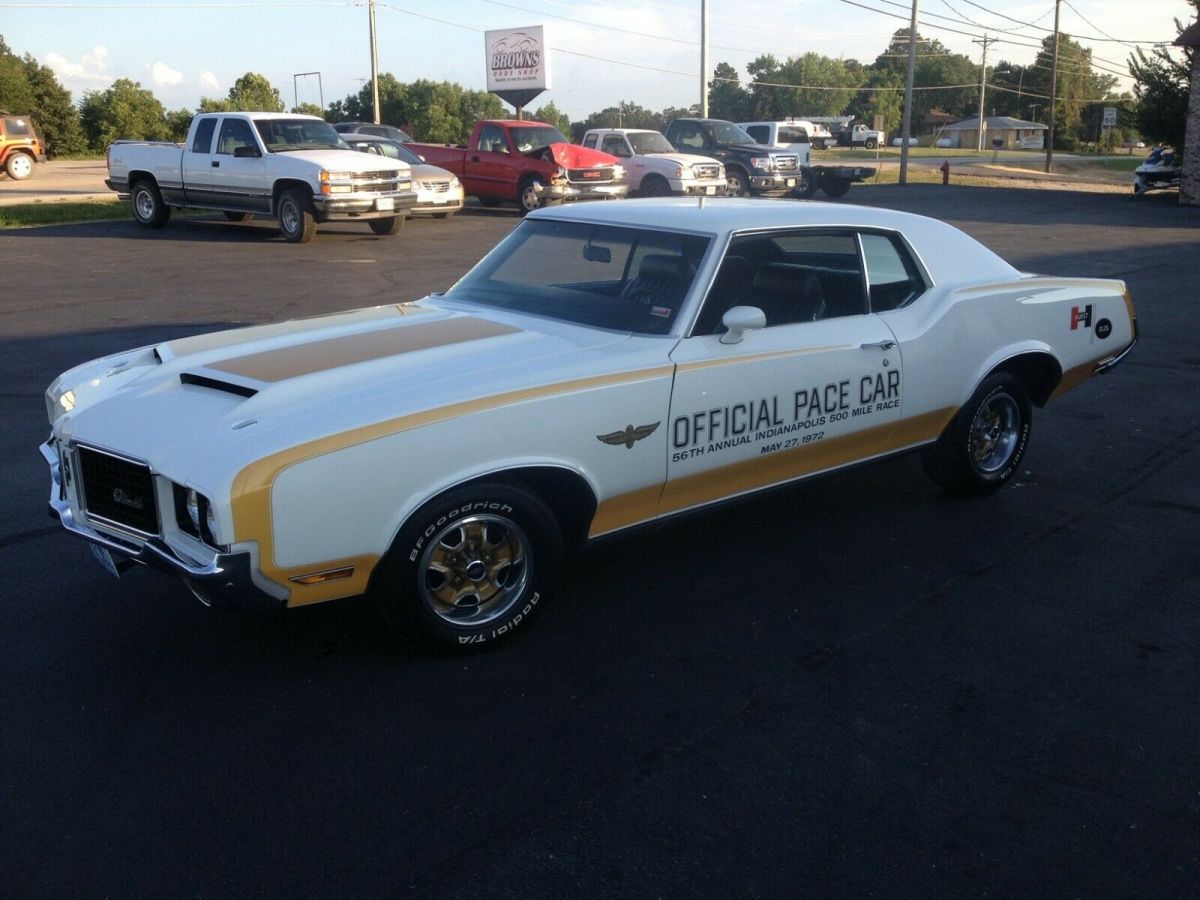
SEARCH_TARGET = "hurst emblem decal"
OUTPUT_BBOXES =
[597,422,660,449]
[1070,305,1093,330]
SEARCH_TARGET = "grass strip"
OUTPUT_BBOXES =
[0,200,130,228]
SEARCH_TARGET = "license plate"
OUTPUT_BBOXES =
[786,178,796,187]
[705,185,715,195]
[89,543,122,579]
[375,198,394,212]
[432,196,447,204]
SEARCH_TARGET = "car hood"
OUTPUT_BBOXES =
[271,147,410,173]
[49,301,637,489]
[645,151,724,168]
[728,142,793,156]
[527,142,621,168]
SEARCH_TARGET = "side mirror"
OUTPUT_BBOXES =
[719,306,767,344]
[418,154,427,162]
[233,145,261,159]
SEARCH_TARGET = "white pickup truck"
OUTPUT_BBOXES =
[580,128,727,196]
[106,112,419,242]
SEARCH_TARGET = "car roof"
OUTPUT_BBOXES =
[529,198,1020,283]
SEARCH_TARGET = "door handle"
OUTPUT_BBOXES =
[211,160,220,167]
[860,340,896,350]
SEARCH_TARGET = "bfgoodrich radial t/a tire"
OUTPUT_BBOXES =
[373,483,563,649]
[921,373,1031,495]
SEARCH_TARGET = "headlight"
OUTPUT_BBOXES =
[449,176,461,188]
[674,166,685,178]
[750,157,773,171]
[612,165,625,179]
[177,486,219,544]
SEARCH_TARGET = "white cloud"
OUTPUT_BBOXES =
[199,70,221,93]
[45,45,111,88]
[149,61,183,86]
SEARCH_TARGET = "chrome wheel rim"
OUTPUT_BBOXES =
[134,189,155,220]
[969,392,1020,473]
[9,155,32,178]
[279,200,298,235]
[418,514,531,626]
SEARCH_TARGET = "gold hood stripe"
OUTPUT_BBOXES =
[209,317,520,383]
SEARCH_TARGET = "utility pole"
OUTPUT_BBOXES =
[369,0,381,124]
[700,0,709,117]
[899,1,919,184]
[1046,0,1061,172]
[973,33,996,152]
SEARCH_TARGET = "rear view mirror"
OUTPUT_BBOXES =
[583,243,611,264]
[233,146,261,159]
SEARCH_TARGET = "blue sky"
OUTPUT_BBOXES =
[2,0,1192,119]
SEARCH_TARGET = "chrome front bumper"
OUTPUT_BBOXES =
[41,439,283,611]
[539,183,628,202]
[313,189,419,220]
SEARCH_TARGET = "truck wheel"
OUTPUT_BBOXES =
[726,169,751,198]
[372,482,563,649]
[277,188,317,243]
[640,175,670,197]
[223,211,250,222]
[864,138,878,150]
[921,374,1031,496]
[368,216,403,235]
[131,179,171,229]
[5,152,34,180]
[518,176,545,214]
[821,178,851,198]
[792,169,818,199]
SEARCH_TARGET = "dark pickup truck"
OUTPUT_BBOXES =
[664,118,874,199]
[409,119,628,213]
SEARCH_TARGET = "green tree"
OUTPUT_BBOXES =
[708,61,748,120]
[79,78,168,150]
[532,100,571,135]
[866,30,978,123]
[291,102,324,118]
[165,108,193,141]
[0,36,35,113]
[201,71,284,113]
[1024,33,1118,149]
[20,50,85,155]
[1129,3,1195,150]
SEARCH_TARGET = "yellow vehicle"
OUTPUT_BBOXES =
[0,114,45,180]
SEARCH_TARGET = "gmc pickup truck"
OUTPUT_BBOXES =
[106,112,418,242]
[409,120,627,214]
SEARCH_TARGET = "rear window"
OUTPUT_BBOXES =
[3,117,33,137]
[744,125,769,144]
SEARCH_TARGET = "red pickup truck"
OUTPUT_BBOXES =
[409,119,628,213]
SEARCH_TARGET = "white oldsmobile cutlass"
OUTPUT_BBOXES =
[42,199,1136,648]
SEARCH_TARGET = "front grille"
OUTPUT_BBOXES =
[773,155,799,173]
[693,163,721,180]
[422,180,452,193]
[567,167,616,184]
[77,445,159,536]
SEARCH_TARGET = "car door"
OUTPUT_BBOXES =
[464,124,516,199]
[662,229,905,517]
[180,116,218,205]
[600,133,642,188]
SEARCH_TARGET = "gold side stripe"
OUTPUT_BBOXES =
[231,365,677,605]
[589,407,956,537]
[674,344,850,373]
[209,317,520,383]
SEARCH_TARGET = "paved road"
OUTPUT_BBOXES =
[1,189,1197,897]
[0,159,110,205]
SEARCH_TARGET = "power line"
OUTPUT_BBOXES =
[958,0,1167,44]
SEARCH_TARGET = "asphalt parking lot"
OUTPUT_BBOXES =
[2,187,1197,898]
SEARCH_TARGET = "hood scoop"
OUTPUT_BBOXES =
[180,372,259,398]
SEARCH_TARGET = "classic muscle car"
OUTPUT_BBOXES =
[42,199,1136,648]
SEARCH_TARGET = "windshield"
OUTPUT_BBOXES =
[444,219,711,335]
[628,132,675,155]
[255,119,347,152]
[710,121,756,144]
[511,126,568,153]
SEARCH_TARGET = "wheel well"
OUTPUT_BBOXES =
[461,466,597,551]
[272,179,311,210]
[991,352,1062,407]
[128,170,157,188]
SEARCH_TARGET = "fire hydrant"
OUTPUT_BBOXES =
[940,159,951,185]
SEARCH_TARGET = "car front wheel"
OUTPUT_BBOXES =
[277,188,317,243]
[373,482,563,649]
[5,152,33,180]
[921,374,1031,495]
[726,169,751,198]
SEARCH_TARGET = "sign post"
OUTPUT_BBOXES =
[1102,106,1117,153]
[485,26,550,118]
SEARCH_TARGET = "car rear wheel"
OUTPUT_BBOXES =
[373,482,563,649]
[368,216,403,235]
[5,152,33,180]
[131,179,170,228]
[277,188,317,243]
[921,373,1031,495]
[792,169,818,199]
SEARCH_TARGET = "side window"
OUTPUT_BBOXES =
[692,231,867,335]
[744,125,768,144]
[860,233,925,311]
[216,118,258,155]
[779,126,809,144]
[477,125,509,154]
[582,133,598,148]
[3,116,32,137]
[190,118,216,154]
[675,122,705,150]
[601,135,629,157]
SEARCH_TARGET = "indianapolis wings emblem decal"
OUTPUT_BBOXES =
[597,422,660,450]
